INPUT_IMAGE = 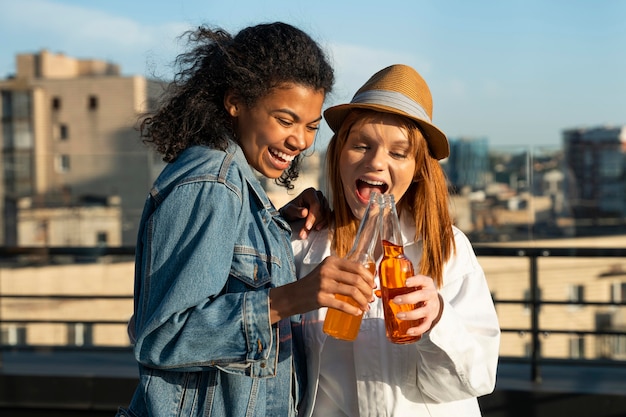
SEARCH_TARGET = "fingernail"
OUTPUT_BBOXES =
[394,297,403,304]
[397,313,406,319]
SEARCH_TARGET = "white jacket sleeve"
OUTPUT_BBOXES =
[414,228,501,402]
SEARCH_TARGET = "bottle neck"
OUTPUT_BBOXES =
[346,193,381,261]
[380,194,403,247]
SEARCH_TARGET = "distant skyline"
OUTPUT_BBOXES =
[1,0,625,149]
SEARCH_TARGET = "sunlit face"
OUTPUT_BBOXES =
[226,83,325,178]
[339,113,417,219]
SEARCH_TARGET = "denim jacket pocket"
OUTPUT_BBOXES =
[230,246,273,290]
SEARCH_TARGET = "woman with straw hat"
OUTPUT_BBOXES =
[292,64,500,416]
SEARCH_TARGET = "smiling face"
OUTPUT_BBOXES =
[339,112,418,219]
[225,83,325,179]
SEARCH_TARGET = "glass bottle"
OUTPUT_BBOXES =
[378,193,421,344]
[323,192,380,341]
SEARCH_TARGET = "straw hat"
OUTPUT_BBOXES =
[324,64,449,160]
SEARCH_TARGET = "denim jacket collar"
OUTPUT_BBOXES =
[226,141,291,234]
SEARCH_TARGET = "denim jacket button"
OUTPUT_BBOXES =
[260,362,266,368]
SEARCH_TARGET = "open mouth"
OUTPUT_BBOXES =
[269,148,296,163]
[268,148,296,170]
[356,178,388,203]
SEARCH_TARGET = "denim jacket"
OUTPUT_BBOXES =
[117,143,305,417]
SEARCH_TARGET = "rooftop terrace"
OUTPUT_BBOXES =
[1,243,625,416]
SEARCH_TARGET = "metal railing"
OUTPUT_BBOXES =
[1,245,626,383]
[473,246,626,382]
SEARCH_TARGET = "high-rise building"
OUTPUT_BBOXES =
[0,50,164,245]
[563,126,626,225]
[445,137,490,191]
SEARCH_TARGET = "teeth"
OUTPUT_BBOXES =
[361,178,385,186]
[270,148,295,162]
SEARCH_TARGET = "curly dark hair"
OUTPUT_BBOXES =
[140,22,335,189]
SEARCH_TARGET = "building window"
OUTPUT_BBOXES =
[59,123,69,140]
[56,154,70,172]
[67,323,93,346]
[610,282,626,304]
[611,335,626,359]
[2,91,12,117]
[36,220,49,244]
[568,284,585,309]
[1,325,27,345]
[88,95,98,110]
[569,336,585,359]
[96,231,108,246]
[52,96,61,110]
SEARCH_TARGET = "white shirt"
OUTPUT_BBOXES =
[292,215,500,417]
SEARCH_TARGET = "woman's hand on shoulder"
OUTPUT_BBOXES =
[279,187,330,239]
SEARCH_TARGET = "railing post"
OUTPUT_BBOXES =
[0,267,3,369]
[529,253,541,383]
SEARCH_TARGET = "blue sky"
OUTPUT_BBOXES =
[1,0,625,148]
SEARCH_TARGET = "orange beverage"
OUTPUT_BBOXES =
[379,240,421,344]
[323,192,381,341]
[323,261,376,341]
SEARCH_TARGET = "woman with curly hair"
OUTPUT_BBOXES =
[116,22,375,417]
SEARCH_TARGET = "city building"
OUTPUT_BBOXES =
[480,234,626,360]
[0,50,164,245]
[15,195,122,246]
[563,125,626,229]
[445,136,490,192]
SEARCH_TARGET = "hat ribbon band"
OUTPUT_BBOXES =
[351,90,431,123]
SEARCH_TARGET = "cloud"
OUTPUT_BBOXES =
[0,0,190,75]
[2,0,146,47]
[326,42,434,106]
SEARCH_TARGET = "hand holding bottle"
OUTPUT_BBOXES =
[314,255,376,315]
[389,274,443,338]
[378,193,431,344]
[269,255,374,325]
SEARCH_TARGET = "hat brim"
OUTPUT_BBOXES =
[324,103,450,160]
